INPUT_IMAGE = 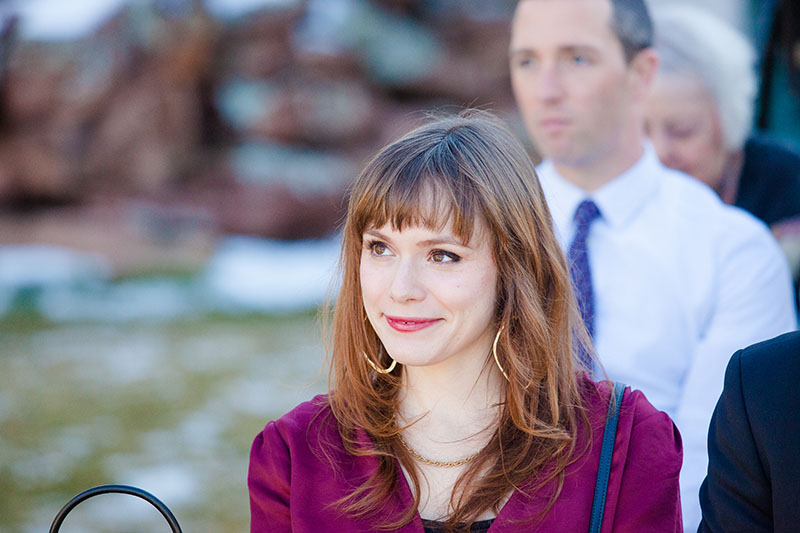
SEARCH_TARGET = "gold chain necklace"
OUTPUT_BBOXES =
[398,436,480,468]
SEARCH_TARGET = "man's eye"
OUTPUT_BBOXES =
[512,56,535,69]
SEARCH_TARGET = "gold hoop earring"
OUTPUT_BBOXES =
[362,347,397,374]
[493,326,510,381]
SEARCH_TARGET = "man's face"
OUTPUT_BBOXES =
[509,0,638,167]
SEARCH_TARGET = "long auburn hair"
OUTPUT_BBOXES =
[324,109,592,530]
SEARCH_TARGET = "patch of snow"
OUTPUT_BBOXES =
[203,235,340,312]
[10,0,130,41]
[204,0,301,20]
[0,245,111,288]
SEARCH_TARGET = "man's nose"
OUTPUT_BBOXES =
[536,64,565,102]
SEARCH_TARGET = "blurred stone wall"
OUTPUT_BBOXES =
[0,0,520,274]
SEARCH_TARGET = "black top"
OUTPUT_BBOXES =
[422,518,494,533]
[735,134,800,226]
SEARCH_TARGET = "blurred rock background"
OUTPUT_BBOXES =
[0,0,792,313]
[0,0,519,286]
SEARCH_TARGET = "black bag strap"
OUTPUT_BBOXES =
[589,381,626,533]
[49,484,183,533]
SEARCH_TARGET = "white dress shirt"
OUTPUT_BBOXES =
[537,144,797,530]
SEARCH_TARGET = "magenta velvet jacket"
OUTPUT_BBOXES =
[248,379,683,532]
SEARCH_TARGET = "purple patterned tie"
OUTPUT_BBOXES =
[568,200,601,343]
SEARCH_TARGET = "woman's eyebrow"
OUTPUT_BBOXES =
[363,229,467,248]
[418,236,466,248]
[363,229,390,241]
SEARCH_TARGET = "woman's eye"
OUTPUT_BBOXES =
[667,126,698,139]
[369,241,390,256]
[431,250,460,263]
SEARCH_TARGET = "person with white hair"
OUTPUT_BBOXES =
[645,4,800,229]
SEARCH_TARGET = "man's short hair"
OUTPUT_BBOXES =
[609,0,653,61]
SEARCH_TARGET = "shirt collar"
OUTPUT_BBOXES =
[537,142,661,232]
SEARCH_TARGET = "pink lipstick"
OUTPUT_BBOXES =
[384,315,441,332]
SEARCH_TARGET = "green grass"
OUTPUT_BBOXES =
[0,311,327,532]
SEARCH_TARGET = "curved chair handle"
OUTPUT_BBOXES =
[49,484,183,533]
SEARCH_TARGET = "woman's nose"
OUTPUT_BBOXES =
[648,130,677,167]
[389,260,425,302]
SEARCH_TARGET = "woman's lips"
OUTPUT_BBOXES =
[384,315,441,332]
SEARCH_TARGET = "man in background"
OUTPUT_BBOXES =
[509,0,797,528]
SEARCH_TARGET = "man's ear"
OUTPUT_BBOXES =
[628,48,660,101]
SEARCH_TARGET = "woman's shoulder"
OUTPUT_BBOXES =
[273,394,332,426]
[571,381,682,529]
[249,394,344,483]
[579,377,679,439]
[577,377,682,504]
[257,394,335,446]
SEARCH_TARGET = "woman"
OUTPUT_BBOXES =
[645,4,800,308]
[248,111,682,532]
[644,4,800,229]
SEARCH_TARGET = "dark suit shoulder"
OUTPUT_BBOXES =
[733,331,800,530]
[737,330,800,387]
[735,331,800,419]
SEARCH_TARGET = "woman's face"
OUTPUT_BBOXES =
[644,73,730,193]
[359,218,499,373]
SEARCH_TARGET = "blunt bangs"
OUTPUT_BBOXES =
[350,130,487,245]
